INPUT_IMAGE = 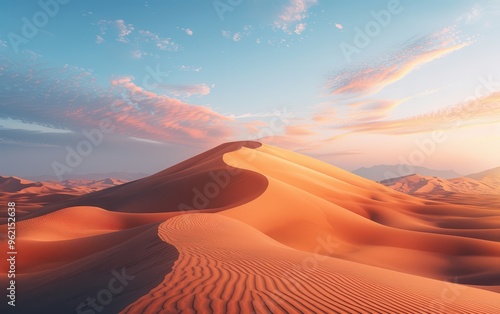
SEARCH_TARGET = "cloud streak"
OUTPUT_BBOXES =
[158,83,212,97]
[337,92,500,135]
[327,27,473,96]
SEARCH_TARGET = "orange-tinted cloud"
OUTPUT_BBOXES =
[313,98,408,127]
[312,107,336,122]
[285,125,316,136]
[327,26,473,96]
[338,92,500,135]
[54,76,235,145]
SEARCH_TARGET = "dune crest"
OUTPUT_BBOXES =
[2,141,499,313]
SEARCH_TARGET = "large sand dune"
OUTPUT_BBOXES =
[1,141,499,313]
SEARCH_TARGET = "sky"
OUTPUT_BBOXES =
[0,0,499,179]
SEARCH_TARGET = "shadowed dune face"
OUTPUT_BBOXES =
[2,141,500,313]
[20,141,267,219]
[14,225,180,314]
[0,176,39,192]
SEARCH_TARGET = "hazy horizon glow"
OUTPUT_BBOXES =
[1,0,499,178]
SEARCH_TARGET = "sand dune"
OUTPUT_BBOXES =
[21,142,267,220]
[123,214,500,314]
[219,144,500,288]
[2,141,499,313]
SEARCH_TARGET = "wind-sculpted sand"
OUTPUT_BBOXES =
[1,141,499,313]
[123,213,500,314]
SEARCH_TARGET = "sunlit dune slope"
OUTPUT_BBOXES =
[124,213,500,314]
[219,144,500,288]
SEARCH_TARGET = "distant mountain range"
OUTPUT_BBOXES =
[466,166,500,181]
[0,175,128,213]
[379,166,500,195]
[25,171,149,182]
[0,175,128,193]
[352,164,461,181]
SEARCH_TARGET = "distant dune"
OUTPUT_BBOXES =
[1,141,499,313]
[0,176,128,222]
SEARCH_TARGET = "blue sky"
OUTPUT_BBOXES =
[1,0,499,178]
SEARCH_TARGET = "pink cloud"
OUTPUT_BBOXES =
[337,92,500,135]
[274,0,317,34]
[285,125,315,136]
[312,107,336,122]
[328,26,473,96]
[294,23,307,35]
[68,77,234,144]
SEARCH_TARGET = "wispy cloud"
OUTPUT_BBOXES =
[274,0,317,34]
[285,125,315,136]
[312,107,336,123]
[96,19,181,52]
[457,5,483,24]
[178,65,202,72]
[96,35,105,44]
[97,19,134,43]
[115,19,134,42]
[130,50,143,59]
[182,28,193,36]
[337,92,500,135]
[327,26,473,96]
[222,25,252,42]
[138,30,181,51]
[158,83,212,97]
